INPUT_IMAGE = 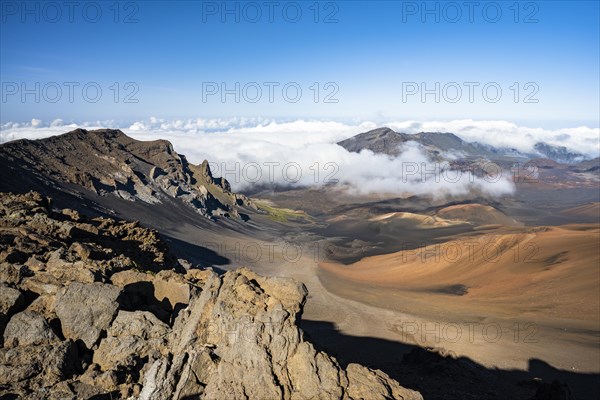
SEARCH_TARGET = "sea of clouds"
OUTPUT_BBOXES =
[2,118,599,199]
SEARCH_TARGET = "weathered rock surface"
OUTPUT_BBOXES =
[0,283,24,344]
[0,191,422,399]
[139,268,422,400]
[0,262,27,284]
[153,269,197,308]
[93,310,169,372]
[55,281,121,349]
[0,284,23,317]
[3,310,59,348]
[0,340,77,390]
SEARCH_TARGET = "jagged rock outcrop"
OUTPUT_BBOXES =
[0,128,255,220]
[0,191,175,276]
[137,267,422,400]
[0,191,422,399]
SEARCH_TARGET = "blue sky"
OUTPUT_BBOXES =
[1,0,599,127]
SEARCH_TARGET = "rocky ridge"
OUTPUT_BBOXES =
[0,129,255,220]
[0,191,422,400]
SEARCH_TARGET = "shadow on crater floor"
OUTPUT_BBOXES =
[300,320,600,400]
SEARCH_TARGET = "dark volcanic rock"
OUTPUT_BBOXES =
[0,128,255,221]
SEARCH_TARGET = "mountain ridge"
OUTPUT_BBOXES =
[337,126,589,164]
[0,128,255,221]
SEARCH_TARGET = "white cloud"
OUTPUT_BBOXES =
[386,119,600,157]
[2,117,598,199]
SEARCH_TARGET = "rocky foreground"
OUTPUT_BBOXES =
[0,191,422,400]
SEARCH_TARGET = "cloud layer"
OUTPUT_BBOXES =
[2,118,599,199]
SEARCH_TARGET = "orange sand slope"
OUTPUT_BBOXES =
[436,203,523,227]
[367,211,467,228]
[321,224,600,321]
[561,202,600,220]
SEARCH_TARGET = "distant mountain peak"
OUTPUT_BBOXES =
[365,127,398,136]
[338,127,590,165]
[415,131,461,140]
[533,142,585,164]
[337,127,409,156]
[337,128,476,158]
